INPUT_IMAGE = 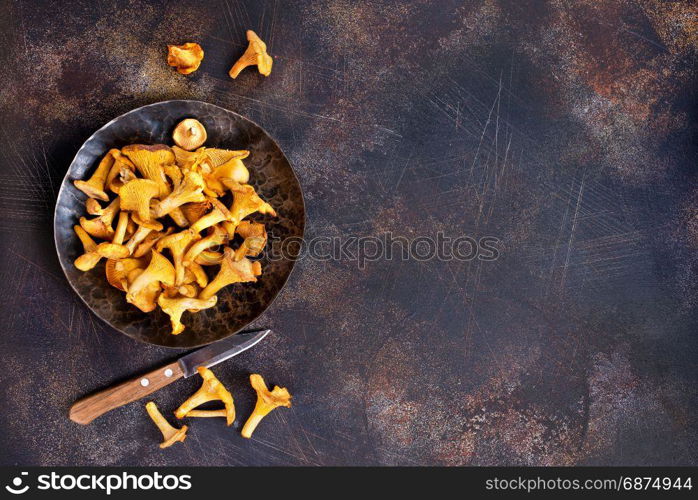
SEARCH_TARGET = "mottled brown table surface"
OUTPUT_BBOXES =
[0,0,696,466]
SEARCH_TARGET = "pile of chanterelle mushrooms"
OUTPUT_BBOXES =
[73,118,276,335]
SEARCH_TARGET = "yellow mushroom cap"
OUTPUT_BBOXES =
[119,178,160,223]
[204,155,251,195]
[173,119,207,151]
[167,42,204,75]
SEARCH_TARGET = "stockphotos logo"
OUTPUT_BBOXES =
[3,471,192,495]
[5,472,29,494]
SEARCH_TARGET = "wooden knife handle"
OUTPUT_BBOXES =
[69,361,184,425]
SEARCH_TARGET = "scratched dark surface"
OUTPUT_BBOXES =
[0,0,696,466]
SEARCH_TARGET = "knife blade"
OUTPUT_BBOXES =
[178,329,270,377]
[69,329,271,424]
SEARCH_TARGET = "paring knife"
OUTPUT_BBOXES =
[69,329,270,425]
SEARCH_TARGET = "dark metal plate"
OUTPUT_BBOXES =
[54,100,305,349]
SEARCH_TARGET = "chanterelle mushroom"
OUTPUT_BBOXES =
[145,401,188,448]
[156,229,201,286]
[173,119,207,151]
[175,366,235,425]
[79,198,120,241]
[74,149,119,201]
[126,250,175,309]
[234,221,267,261]
[229,30,272,78]
[199,248,261,300]
[74,225,102,271]
[157,294,217,335]
[119,178,160,224]
[228,183,277,223]
[167,42,204,75]
[241,374,291,438]
[122,144,174,198]
[126,271,162,313]
[152,171,206,218]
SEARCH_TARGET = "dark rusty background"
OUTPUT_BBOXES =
[0,0,696,466]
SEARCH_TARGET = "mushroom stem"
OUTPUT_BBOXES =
[169,207,190,228]
[184,409,228,418]
[125,225,153,255]
[112,211,129,244]
[133,227,173,258]
[241,412,266,439]
[145,402,188,449]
